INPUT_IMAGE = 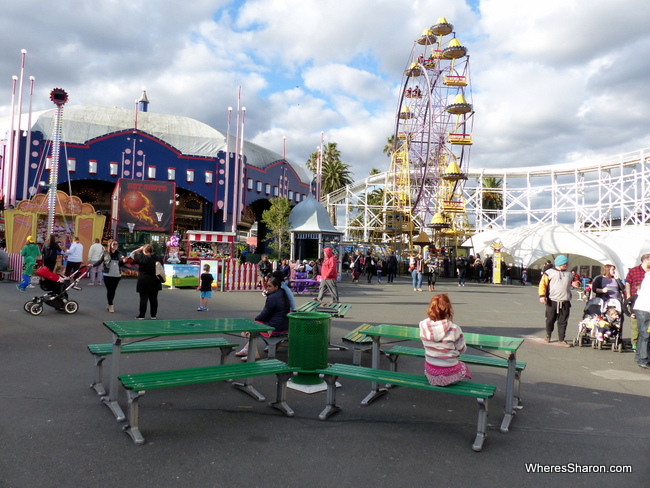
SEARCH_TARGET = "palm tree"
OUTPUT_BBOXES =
[383,134,396,159]
[306,142,342,175]
[321,159,353,195]
[481,177,503,219]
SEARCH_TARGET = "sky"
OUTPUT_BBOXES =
[2,0,650,182]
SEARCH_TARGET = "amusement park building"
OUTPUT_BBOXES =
[0,97,312,250]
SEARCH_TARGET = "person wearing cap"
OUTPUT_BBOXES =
[21,235,41,262]
[20,236,41,287]
[538,255,573,347]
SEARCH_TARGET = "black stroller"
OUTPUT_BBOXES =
[573,296,624,352]
[23,265,89,316]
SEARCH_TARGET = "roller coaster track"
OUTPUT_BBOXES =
[324,147,650,241]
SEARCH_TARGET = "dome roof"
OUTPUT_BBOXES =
[18,105,310,184]
[289,194,342,233]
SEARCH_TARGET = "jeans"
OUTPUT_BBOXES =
[411,270,422,289]
[19,274,30,290]
[633,310,650,365]
[89,266,103,283]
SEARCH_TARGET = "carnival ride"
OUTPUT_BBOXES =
[382,17,474,251]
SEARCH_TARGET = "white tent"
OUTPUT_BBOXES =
[596,227,650,276]
[462,223,621,272]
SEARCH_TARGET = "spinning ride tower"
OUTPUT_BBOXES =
[383,17,474,249]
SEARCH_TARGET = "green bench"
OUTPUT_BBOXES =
[88,338,238,396]
[382,345,527,408]
[295,300,352,317]
[315,363,496,452]
[342,324,374,365]
[118,359,299,444]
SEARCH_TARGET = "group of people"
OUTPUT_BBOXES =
[408,254,440,292]
[539,253,650,369]
[12,234,164,319]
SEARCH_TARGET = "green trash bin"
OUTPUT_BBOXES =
[287,311,330,385]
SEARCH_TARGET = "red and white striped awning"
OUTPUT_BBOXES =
[187,232,235,243]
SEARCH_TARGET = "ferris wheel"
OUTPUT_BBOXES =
[384,17,474,245]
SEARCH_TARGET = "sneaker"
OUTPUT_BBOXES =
[16,285,24,292]
[638,363,650,370]
[203,308,208,311]
[27,284,35,288]
[544,335,551,343]
[150,317,157,320]
[87,283,94,286]
[559,341,573,348]
[135,316,145,320]
[197,307,204,311]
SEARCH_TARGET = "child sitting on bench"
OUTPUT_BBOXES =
[419,293,471,386]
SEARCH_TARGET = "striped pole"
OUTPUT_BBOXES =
[47,88,68,237]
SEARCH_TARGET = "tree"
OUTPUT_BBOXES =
[261,197,291,259]
[321,159,353,195]
[383,134,396,159]
[306,142,342,175]
[481,177,503,219]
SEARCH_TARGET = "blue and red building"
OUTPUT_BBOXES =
[1,92,312,254]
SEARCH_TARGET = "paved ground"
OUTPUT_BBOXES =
[1,274,648,487]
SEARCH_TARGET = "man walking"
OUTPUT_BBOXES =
[317,247,339,304]
[538,255,573,346]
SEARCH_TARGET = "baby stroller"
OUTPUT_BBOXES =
[23,265,89,316]
[573,296,624,352]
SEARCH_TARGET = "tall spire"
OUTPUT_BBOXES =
[138,87,149,112]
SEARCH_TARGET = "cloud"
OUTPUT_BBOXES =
[1,0,650,184]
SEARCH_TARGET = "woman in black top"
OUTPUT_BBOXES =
[130,244,163,319]
[42,234,62,271]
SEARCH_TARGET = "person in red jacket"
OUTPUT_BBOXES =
[317,247,339,304]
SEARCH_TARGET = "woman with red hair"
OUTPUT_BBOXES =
[419,293,471,386]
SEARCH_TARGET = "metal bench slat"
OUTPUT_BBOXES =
[119,359,298,391]
[316,363,495,398]
[383,345,527,371]
[88,338,238,356]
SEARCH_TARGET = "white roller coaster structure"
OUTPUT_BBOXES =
[325,147,650,241]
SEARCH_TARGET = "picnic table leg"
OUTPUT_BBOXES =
[270,372,295,417]
[122,389,146,445]
[499,352,517,433]
[101,334,126,421]
[472,398,489,452]
[232,332,266,401]
[90,354,107,396]
[361,337,387,405]
[318,374,342,420]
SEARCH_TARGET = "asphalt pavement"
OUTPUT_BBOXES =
[0,273,648,487]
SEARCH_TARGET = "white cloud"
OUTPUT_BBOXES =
[1,0,650,184]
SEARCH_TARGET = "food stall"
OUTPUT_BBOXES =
[185,231,236,288]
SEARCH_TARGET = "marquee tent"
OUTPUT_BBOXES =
[462,223,622,273]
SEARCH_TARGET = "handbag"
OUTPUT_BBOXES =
[155,260,166,283]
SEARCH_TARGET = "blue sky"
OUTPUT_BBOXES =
[2,0,650,182]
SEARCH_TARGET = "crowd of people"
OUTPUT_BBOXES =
[4,234,650,373]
